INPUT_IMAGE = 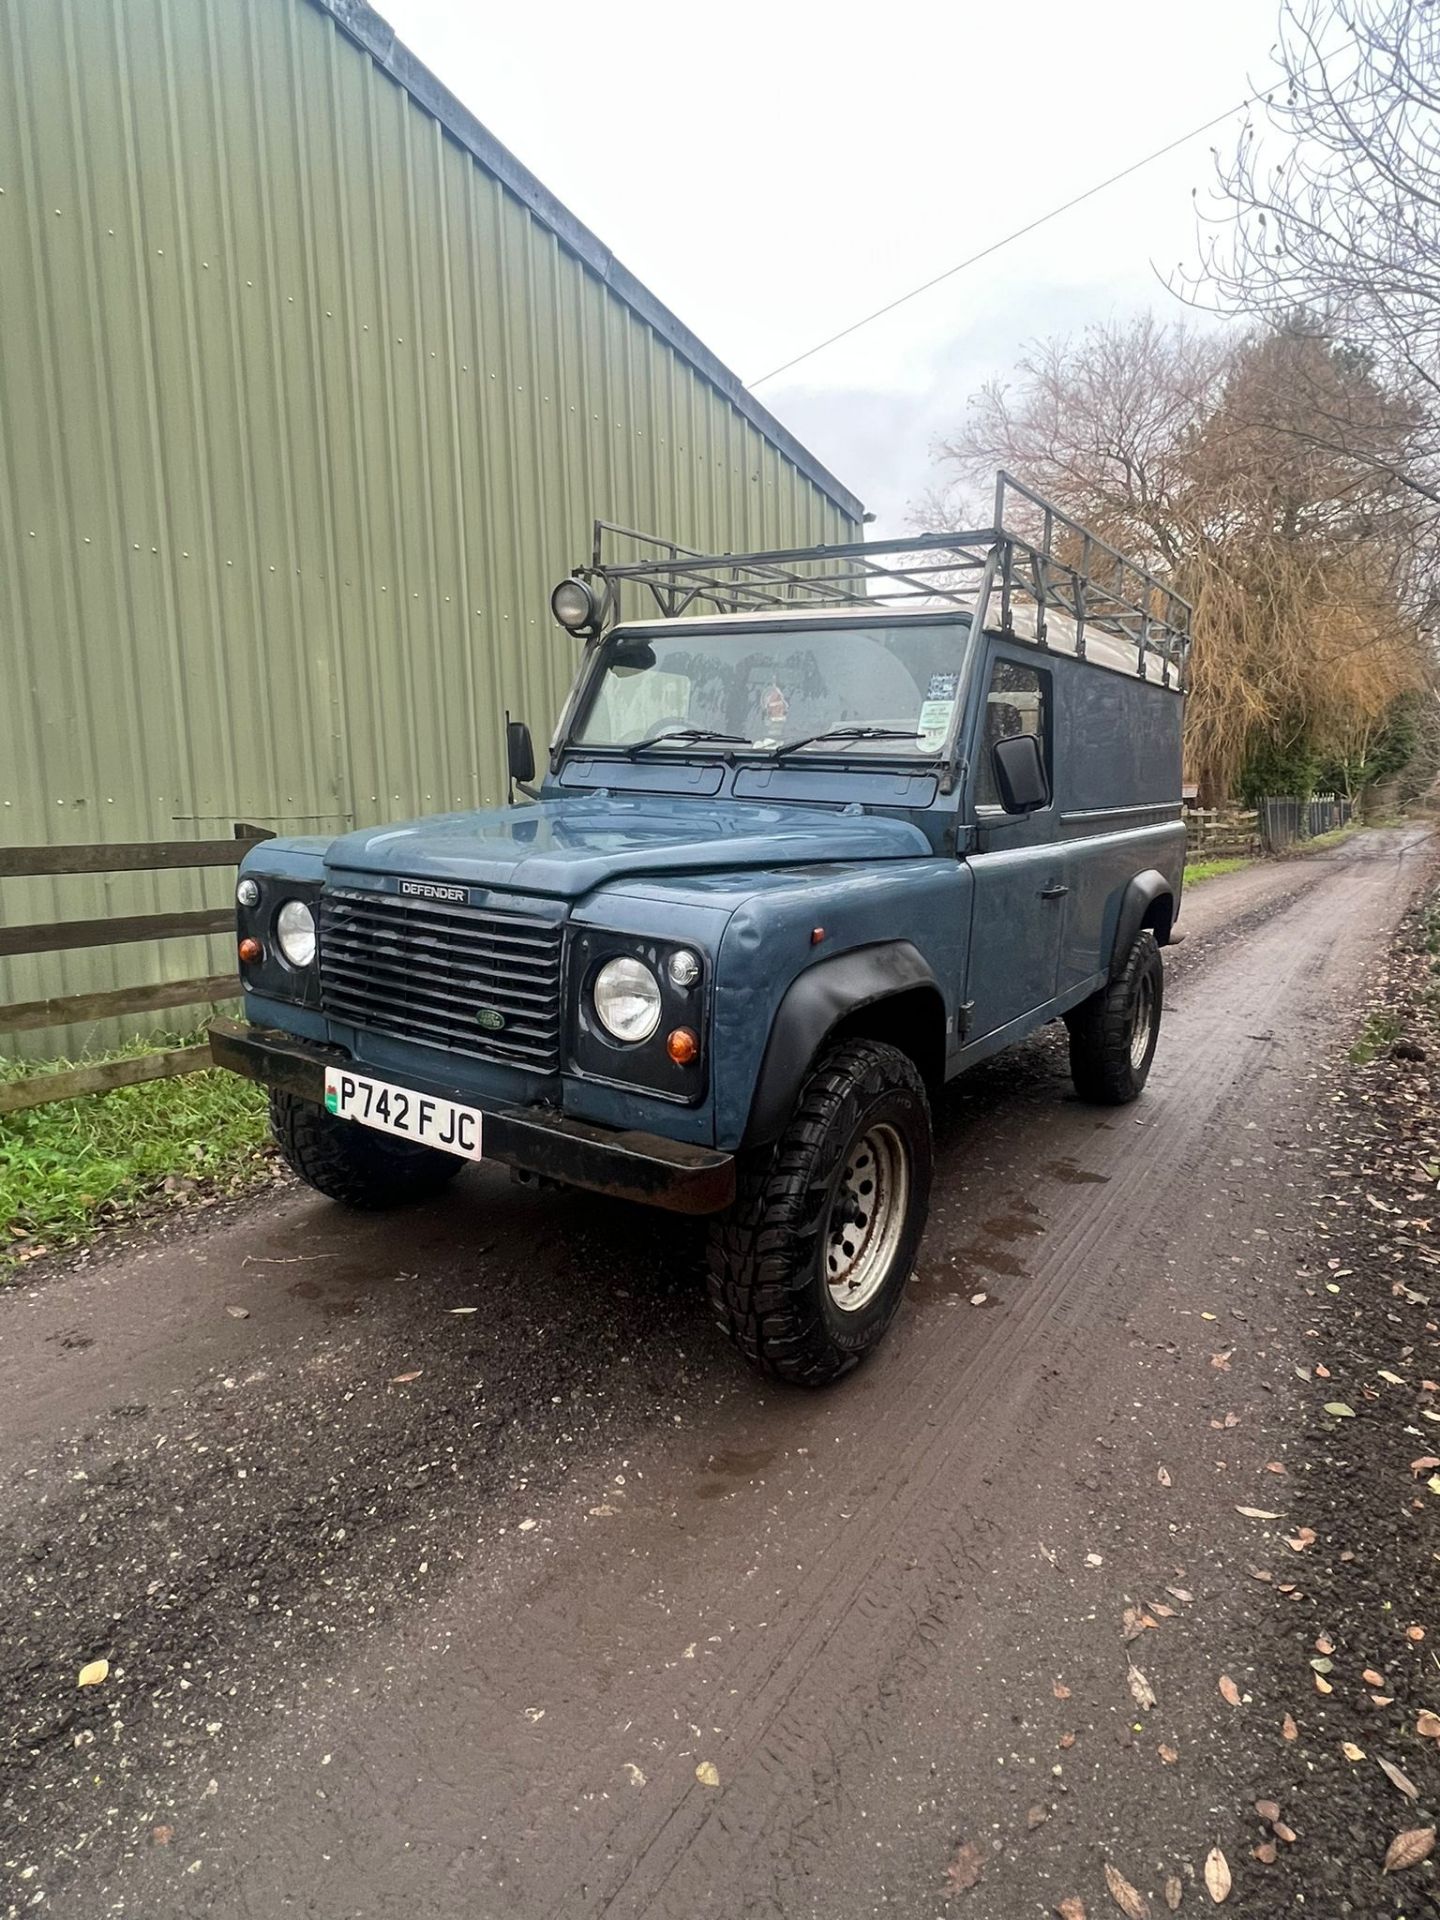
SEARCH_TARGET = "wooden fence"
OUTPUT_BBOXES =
[1185,808,1260,860]
[0,829,268,1114]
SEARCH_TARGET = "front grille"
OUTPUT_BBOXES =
[319,887,564,1072]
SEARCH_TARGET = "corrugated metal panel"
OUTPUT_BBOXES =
[0,0,860,1060]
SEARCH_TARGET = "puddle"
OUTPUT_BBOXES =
[979,1212,1046,1242]
[962,1243,1029,1278]
[694,1446,777,1500]
[1044,1157,1111,1186]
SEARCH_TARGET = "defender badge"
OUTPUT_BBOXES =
[399,878,467,904]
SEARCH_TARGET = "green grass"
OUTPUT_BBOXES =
[1293,822,1362,856]
[1,1031,269,1270]
[1184,854,1254,884]
[1348,1010,1404,1065]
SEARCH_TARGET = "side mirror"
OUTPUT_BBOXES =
[506,719,536,786]
[991,733,1050,814]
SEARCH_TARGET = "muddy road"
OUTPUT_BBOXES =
[2,826,1432,1919]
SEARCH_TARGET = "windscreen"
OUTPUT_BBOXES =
[573,621,973,755]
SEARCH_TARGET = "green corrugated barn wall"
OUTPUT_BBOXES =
[0,0,862,1061]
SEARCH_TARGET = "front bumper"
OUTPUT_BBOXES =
[208,1018,735,1216]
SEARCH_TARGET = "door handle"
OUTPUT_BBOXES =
[1039,883,1069,900]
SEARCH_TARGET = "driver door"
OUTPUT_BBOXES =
[963,651,1065,1040]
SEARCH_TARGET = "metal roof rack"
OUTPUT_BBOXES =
[576,471,1191,690]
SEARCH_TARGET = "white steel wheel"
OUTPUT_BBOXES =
[825,1121,910,1313]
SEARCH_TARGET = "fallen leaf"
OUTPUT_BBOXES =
[449,1306,479,1315]
[1253,1841,1277,1865]
[944,1840,982,1894]
[1104,1861,1151,1917]
[1053,1681,1072,1699]
[1157,1466,1172,1486]
[1264,1460,1287,1474]
[1210,1351,1232,1371]
[77,1659,109,1688]
[1310,1657,1333,1674]
[1416,1710,1440,1739]
[1378,1755,1420,1800]
[1407,1624,1427,1642]
[1382,1827,1436,1874]
[390,1370,423,1384]
[151,1824,174,1846]
[1203,1848,1231,1903]
[1151,1602,1176,1618]
[1255,1798,1281,1823]
[1323,1402,1356,1418]
[1059,1731,1076,1749]
[1282,1713,1298,1741]
[1415,1457,1440,1478]
[695,1761,720,1788]
[1341,1741,1366,1761]
[1166,1587,1194,1604]
[1164,1877,1182,1912]
[1379,1370,1407,1386]
[1315,1634,1334,1655]
[1027,1803,1050,1830]
[623,1762,646,1786]
[1056,1901,1087,1920]
[1364,1668,1386,1687]
[1236,1506,1282,1520]
[1287,1528,1317,1552]
[1274,1821,1297,1844]
[1219,1674,1242,1707]
[1123,1606,1158,1642]
[1315,1363,1332,1378]
[1371,1693,1395,1707]
[1129,1664,1158,1711]
[224,1304,249,1319]
[1314,1672,1333,1695]
[1159,1743,1179,1764]
[969,1292,988,1307]
[1223,1411,1240,1427]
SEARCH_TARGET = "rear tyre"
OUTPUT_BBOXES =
[1066,928,1163,1105]
[706,1039,932,1387]
[269,1090,464,1210]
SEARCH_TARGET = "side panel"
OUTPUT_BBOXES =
[710,861,971,1151]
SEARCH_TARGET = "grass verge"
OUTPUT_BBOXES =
[1183,854,1254,884]
[1,1031,271,1271]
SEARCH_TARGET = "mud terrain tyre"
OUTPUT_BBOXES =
[269,1090,464,1210]
[707,1039,933,1386]
[1066,928,1163,1105]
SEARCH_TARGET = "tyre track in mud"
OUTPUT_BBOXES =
[2,828,1428,1919]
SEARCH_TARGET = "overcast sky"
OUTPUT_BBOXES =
[378,0,1285,534]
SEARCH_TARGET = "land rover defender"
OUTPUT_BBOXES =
[210,473,1188,1385]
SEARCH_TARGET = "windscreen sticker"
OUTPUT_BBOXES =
[917,697,954,750]
[926,673,959,700]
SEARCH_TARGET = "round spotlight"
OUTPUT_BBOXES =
[551,576,599,634]
[667,948,702,989]
[236,876,261,909]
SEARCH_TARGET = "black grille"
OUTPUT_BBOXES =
[319,888,564,1072]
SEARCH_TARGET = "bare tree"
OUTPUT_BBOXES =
[1178,0,1440,517]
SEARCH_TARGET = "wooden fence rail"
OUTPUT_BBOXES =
[0,827,269,1113]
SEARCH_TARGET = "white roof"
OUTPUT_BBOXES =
[614,595,1179,687]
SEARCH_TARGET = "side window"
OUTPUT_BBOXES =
[974,659,1050,809]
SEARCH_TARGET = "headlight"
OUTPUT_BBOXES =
[275,899,317,968]
[593,956,661,1043]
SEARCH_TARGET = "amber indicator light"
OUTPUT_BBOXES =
[666,1027,699,1065]
[238,936,263,965]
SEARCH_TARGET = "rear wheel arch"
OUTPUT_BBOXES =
[1110,869,1175,978]
[742,943,946,1148]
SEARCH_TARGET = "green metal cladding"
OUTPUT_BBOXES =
[0,0,861,1058]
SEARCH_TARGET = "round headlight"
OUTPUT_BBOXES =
[593,956,661,1043]
[236,876,260,909]
[667,948,702,989]
[275,898,317,968]
[551,577,598,633]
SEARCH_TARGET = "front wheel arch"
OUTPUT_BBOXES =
[741,943,945,1148]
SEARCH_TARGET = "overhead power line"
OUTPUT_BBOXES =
[746,93,1262,390]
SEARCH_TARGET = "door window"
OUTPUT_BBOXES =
[974,660,1050,809]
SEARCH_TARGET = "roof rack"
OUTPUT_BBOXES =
[575,471,1191,690]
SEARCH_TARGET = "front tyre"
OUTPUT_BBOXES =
[706,1039,933,1387]
[1066,928,1163,1105]
[269,1090,464,1210]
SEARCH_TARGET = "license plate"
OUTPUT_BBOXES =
[323,1067,483,1161]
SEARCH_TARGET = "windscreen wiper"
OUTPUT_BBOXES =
[620,726,751,759]
[769,725,925,758]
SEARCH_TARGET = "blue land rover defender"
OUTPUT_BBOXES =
[211,474,1187,1385]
